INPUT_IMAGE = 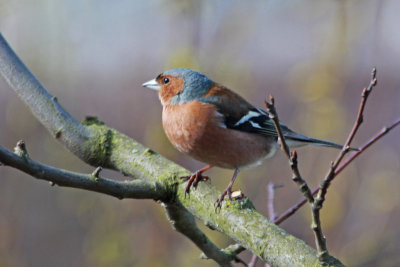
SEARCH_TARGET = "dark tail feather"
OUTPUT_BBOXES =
[285,132,360,151]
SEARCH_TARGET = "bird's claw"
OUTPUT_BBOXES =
[181,171,209,196]
[214,188,233,211]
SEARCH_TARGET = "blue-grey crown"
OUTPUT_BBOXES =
[164,68,214,105]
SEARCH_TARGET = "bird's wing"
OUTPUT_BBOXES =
[198,84,350,150]
[198,84,291,137]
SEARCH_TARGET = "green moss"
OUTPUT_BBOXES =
[224,197,255,210]
[82,116,105,126]
[81,124,112,166]
[144,148,157,155]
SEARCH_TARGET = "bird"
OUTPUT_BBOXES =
[142,68,355,209]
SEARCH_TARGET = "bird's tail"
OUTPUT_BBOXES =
[284,132,359,151]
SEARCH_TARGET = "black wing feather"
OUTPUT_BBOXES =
[199,96,290,137]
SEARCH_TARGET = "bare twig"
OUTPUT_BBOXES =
[265,97,315,204]
[267,69,379,261]
[264,97,290,156]
[305,63,372,256]
[266,96,330,262]
[336,117,400,175]
[274,68,393,229]
[315,68,377,213]
[268,183,283,223]
[273,116,400,225]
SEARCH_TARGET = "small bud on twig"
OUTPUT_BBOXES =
[91,166,102,181]
[372,78,377,87]
[371,67,377,79]
[269,94,275,105]
[14,140,29,159]
[361,88,367,97]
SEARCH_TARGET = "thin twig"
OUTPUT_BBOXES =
[336,117,400,175]
[265,97,315,204]
[310,68,377,259]
[265,97,330,261]
[273,116,400,225]
[268,183,283,221]
[315,68,377,208]
[273,67,380,227]
[265,97,290,157]
[268,183,277,221]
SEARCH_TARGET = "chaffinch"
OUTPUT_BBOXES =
[143,68,348,208]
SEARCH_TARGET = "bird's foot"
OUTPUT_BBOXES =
[215,168,240,211]
[214,187,233,211]
[181,166,212,196]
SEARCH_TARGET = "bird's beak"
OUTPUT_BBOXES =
[142,79,161,90]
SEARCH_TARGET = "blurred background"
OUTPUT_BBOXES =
[1,0,399,266]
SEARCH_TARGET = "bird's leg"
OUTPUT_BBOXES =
[215,168,240,210]
[181,165,212,195]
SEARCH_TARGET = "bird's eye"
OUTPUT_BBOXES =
[163,77,170,84]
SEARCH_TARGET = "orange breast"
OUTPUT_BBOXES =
[162,101,277,169]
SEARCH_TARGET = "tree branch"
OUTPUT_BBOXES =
[0,142,165,200]
[163,202,242,266]
[0,35,92,160]
[0,33,344,266]
[1,141,240,265]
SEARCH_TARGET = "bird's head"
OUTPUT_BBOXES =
[142,68,214,106]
